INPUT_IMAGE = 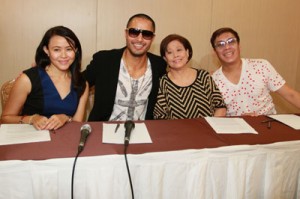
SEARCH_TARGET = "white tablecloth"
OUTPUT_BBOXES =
[1,141,300,199]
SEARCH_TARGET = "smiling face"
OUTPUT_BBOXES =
[214,32,241,66]
[125,17,155,57]
[43,35,76,71]
[164,40,189,70]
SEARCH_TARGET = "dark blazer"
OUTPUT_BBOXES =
[84,47,166,121]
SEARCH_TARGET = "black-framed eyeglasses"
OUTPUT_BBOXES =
[214,37,237,49]
[126,28,155,40]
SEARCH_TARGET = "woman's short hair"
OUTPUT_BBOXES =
[160,34,193,62]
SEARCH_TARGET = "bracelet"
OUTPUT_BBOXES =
[67,116,73,123]
[19,115,27,124]
[29,114,38,125]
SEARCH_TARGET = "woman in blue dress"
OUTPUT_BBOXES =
[1,26,89,130]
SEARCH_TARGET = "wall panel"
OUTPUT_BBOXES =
[1,0,299,115]
[210,0,300,113]
[0,0,97,113]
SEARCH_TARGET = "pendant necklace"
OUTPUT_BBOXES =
[123,58,147,95]
[122,57,148,120]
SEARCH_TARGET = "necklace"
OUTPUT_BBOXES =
[122,51,147,79]
[122,57,147,95]
[129,74,146,95]
[122,57,149,120]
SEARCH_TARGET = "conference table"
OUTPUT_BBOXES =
[0,115,300,199]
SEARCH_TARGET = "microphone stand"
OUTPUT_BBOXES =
[124,138,134,199]
[71,150,81,199]
[71,124,91,199]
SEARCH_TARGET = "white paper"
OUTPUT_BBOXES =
[205,117,258,134]
[268,114,300,130]
[0,124,51,145]
[102,123,152,144]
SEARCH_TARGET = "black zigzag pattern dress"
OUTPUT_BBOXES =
[154,69,226,119]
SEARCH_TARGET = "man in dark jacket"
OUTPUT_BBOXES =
[84,13,166,121]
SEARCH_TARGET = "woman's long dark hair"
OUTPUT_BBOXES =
[35,26,86,97]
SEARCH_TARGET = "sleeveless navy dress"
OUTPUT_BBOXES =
[22,67,78,117]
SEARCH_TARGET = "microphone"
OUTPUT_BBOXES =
[78,124,92,153]
[124,121,135,146]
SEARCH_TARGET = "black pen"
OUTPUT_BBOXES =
[115,123,120,133]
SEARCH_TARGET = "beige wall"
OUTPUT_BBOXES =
[1,0,300,115]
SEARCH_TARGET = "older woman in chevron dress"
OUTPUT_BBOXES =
[154,34,226,119]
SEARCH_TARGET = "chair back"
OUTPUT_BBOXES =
[1,79,16,110]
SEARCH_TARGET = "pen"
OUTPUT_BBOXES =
[267,121,271,129]
[115,123,120,133]
[261,119,275,123]
[50,129,56,134]
[261,119,274,130]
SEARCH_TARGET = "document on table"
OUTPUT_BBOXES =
[102,123,152,144]
[205,117,258,134]
[268,114,300,130]
[0,124,50,145]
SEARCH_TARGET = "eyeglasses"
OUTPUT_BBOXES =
[214,37,238,49]
[126,28,155,40]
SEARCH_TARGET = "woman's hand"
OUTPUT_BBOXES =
[32,114,69,130]
[31,114,49,130]
[43,114,69,130]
